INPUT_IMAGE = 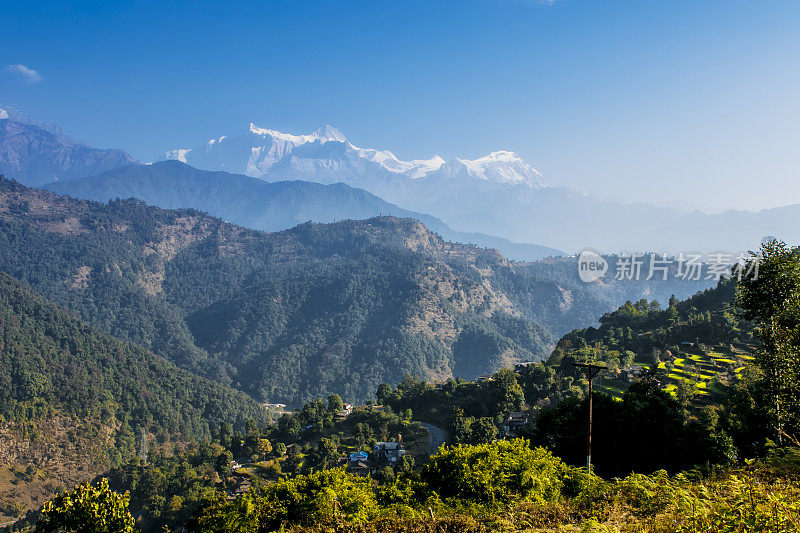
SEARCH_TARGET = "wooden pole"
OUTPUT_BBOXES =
[587,375,593,470]
[573,362,605,472]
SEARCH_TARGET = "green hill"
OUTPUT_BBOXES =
[0,270,264,437]
[44,160,563,262]
[0,271,265,521]
[0,176,712,406]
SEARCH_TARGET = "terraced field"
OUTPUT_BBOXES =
[597,343,755,403]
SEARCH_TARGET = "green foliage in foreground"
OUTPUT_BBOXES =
[422,439,571,506]
[193,468,378,532]
[28,430,800,532]
[35,478,135,533]
[186,441,800,532]
[191,439,582,531]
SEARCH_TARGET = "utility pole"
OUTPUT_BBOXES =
[573,362,605,471]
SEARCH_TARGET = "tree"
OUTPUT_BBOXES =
[375,465,395,484]
[327,394,344,413]
[257,438,273,459]
[423,439,573,506]
[736,239,800,443]
[194,468,378,531]
[215,450,233,475]
[376,383,392,404]
[36,478,135,533]
[490,369,525,413]
[396,454,415,475]
[467,417,498,444]
[309,437,340,471]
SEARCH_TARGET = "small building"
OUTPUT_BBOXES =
[373,441,405,465]
[347,451,371,476]
[501,412,530,438]
[349,451,369,463]
[348,461,370,477]
[621,365,644,383]
[226,478,251,500]
[476,375,493,383]
[515,361,536,371]
[336,403,355,421]
[263,403,290,414]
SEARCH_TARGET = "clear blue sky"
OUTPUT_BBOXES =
[3,0,800,211]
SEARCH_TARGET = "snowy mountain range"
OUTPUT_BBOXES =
[167,123,545,189]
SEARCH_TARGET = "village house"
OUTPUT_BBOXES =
[335,403,355,421]
[347,451,370,476]
[373,441,405,466]
[501,411,530,438]
[621,364,644,383]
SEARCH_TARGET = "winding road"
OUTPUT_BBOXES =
[420,423,447,455]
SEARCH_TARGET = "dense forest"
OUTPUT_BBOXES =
[0,271,264,440]
[0,177,709,405]
[0,271,265,519]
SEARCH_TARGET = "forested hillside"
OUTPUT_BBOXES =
[0,176,710,405]
[0,271,264,520]
[379,279,762,469]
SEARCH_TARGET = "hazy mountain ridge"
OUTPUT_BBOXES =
[0,107,135,187]
[45,160,562,262]
[0,176,555,403]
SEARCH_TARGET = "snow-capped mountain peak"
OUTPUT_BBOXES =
[453,151,544,187]
[166,123,543,189]
[167,148,192,163]
[247,123,347,144]
[313,124,347,143]
[348,144,445,178]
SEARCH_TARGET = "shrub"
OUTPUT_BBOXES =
[194,467,378,532]
[422,439,575,507]
[35,478,135,533]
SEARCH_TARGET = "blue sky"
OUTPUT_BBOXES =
[3,0,800,211]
